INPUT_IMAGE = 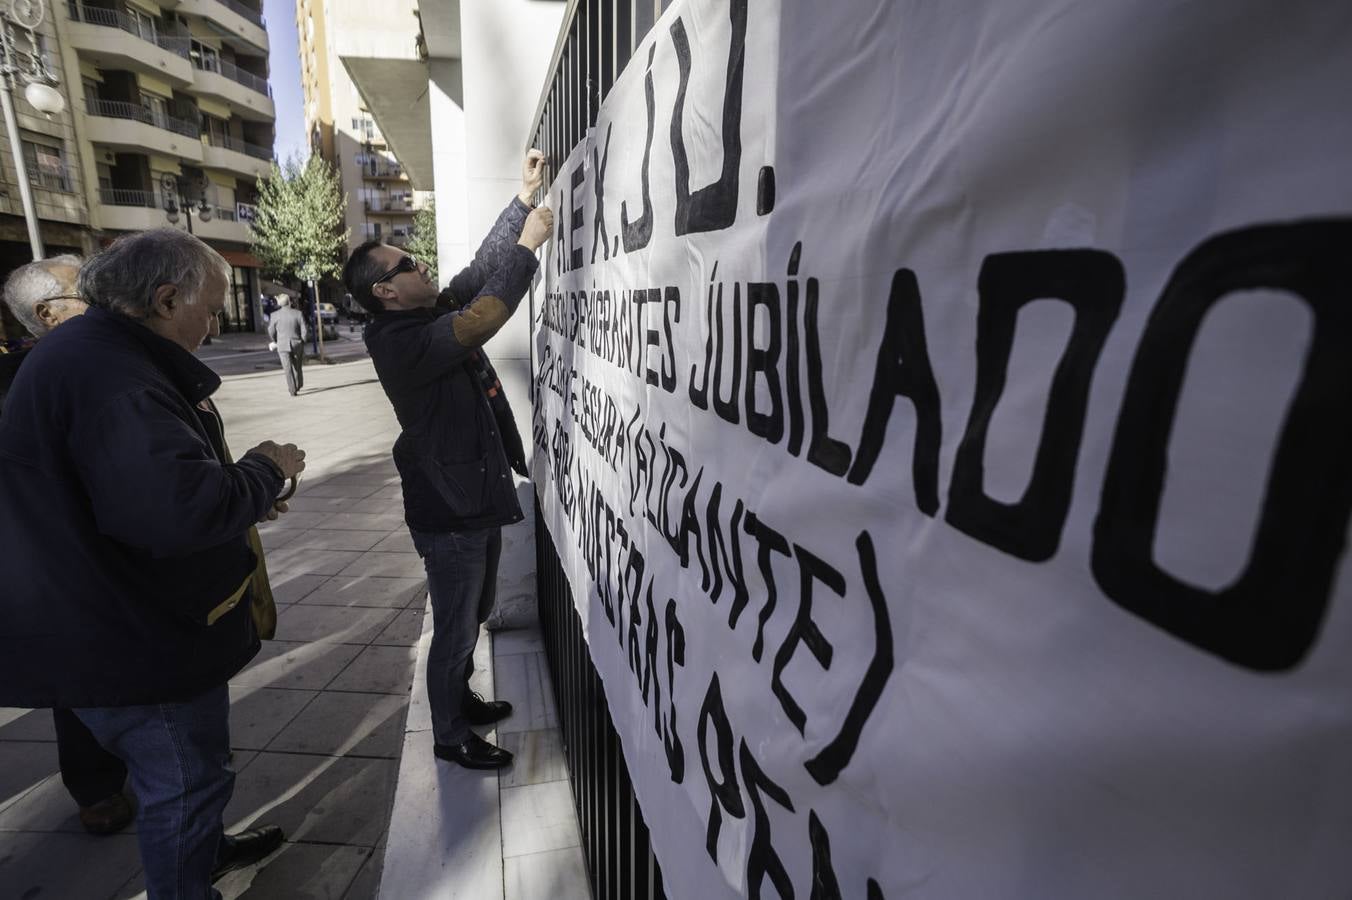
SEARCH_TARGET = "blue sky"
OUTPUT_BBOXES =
[264,0,308,164]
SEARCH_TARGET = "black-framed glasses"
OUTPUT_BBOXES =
[372,255,419,287]
[43,293,84,303]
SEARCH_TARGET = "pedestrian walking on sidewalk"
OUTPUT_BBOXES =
[2,255,133,836]
[0,229,306,899]
[268,293,308,396]
[343,149,553,770]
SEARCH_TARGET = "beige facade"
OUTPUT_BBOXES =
[296,0,432,270]
[0,0,277,340]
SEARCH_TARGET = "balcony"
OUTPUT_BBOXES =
[95,188,173,232]
[172,0,268,53]
[191,58,275,121]
[363,198,421,214]
[85,99,204,162]
[202,135,273,179]
[361,164,406,181]
[65,4,193,85]
[192,204,252,244]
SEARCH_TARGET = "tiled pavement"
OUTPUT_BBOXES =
[0,357,587,899]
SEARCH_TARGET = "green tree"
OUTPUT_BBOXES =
[405,197,438,282]
[250,155,349,357]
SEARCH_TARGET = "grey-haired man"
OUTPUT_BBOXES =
[0,230,305,898]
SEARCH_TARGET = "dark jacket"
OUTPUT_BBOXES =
[365,198,539,532]
[0,307,284,708]
[0,347,28,416]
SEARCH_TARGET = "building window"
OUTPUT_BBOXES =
[191,40,220,73]
[350,116,375,141]
[22,139,73,192]
[141,93,169,129]
[127,7,158,42]
[203,114,229,146]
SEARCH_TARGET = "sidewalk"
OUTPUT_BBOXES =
[0,357,585,899]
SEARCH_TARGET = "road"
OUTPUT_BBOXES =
[197,332,371,378]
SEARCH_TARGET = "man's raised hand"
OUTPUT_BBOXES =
[518,206,554,252]
[518,149,546,205]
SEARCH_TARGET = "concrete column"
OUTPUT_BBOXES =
[427,59,468,286]
[458,0,565,625]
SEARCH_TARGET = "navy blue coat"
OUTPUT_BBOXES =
[366,199,539,533]
[0,307,283,708]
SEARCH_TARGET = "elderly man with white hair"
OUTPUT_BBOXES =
[0,229,307,898]
[1,255,138,836]
[0,254,86,408]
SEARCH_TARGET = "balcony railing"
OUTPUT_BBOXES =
[205,133,272,160]
[362,165,404,179]
[98,188,160,209]
[218,0,264,27]
[29,167,74,193]
[87,99,202,139]
[364,198,419,213]
[66,4,191,59]
[194,57,272,97]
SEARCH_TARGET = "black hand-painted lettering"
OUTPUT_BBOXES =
[1093,220,1352,671]
[568,162,585,272]
[773,545,843,735]
[740,739,795,900]
[947,250,1124,559]
[669,0,747,235]
[848,269,943,516]
[806,531,894,786]
[697,673,745,861]
[620,45,656,253]
[743,511,791,661]
[591,123,612,265]
[808,810,843,900]
[747,281,786,443]
[663,598,686,783]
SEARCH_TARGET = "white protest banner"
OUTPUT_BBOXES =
[531,0,1352,896]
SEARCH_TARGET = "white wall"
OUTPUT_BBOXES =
[431,1,565,625]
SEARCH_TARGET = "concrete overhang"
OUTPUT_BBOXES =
[419,0,461,59]
[336,0,461,192]
[338,57,435,189]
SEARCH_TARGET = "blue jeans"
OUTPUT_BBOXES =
[410,527,501,745]
[75,684,234,900]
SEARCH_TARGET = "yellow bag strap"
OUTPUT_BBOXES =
[206,571,253,626]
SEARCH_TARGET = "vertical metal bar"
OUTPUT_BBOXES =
[614,0,632,83]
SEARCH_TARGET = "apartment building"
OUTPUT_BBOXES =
[0,0,276,341]
[296,0,431,302]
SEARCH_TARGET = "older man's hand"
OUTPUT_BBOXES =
[259,500,291,523]
[518,148,546,205]
[247,440,307,479]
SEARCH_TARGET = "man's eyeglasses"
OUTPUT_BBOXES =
[43,294,84,303]
[372,255,419,287]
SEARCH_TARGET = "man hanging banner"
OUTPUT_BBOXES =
[531,0,1352,896]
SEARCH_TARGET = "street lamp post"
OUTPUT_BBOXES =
[159,172,214,235]
[160,173,217,342]
[0,0,68,259]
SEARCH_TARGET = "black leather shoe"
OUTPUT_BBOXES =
[211,824,284,882]
[78,791,134,835]
[434,734,514,769]
[462,691,513,726]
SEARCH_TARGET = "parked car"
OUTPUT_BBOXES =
[317,302,338,340]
